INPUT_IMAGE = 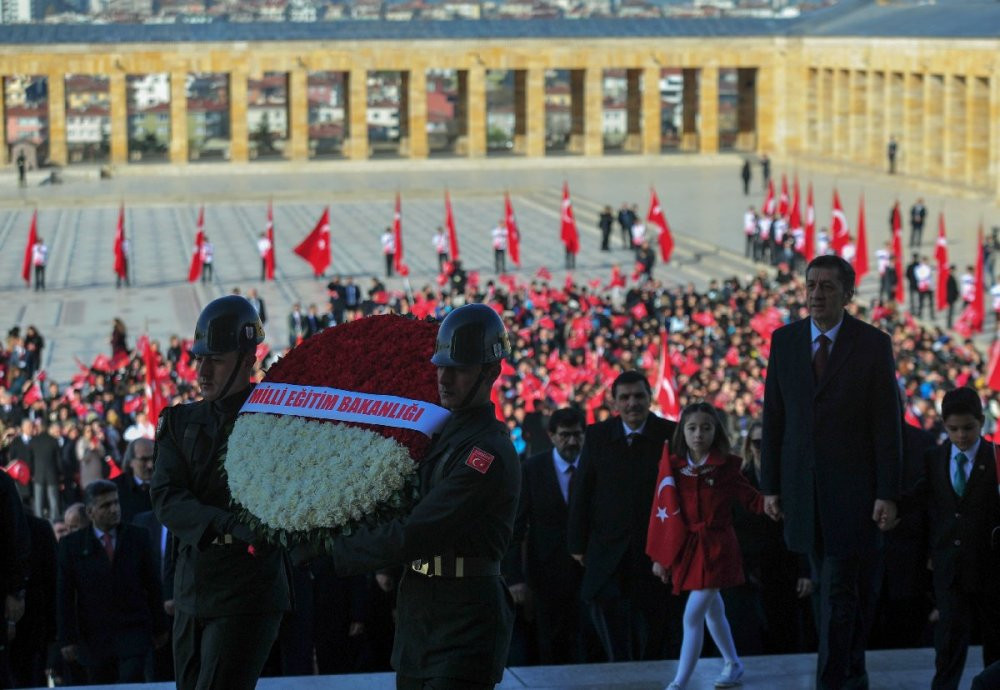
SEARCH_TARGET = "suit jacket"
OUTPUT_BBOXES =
[56,523,164,666]
[133,509,173,600]
[512,450,583,594]
[113,471,152,524]
[28,433,61,485]
[567,414,676,601]
[760,313,901,557]
[920,441,1000,594]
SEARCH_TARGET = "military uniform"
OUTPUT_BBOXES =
[332,403,520,688]
[151,386,291,690]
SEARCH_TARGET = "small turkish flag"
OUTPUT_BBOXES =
[465,447,495,474]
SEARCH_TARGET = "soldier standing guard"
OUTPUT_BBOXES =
[151,296,291,690]
[330,304,521,689]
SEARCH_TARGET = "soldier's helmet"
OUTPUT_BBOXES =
[191,295,265,356]
[430,303,510,367]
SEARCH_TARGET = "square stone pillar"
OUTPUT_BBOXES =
[465,66,487,158]
[583,67,603,156]
[698,65,718,154]
[847,70,865,164]
[46,73,67,166]
[229,70,248,162]
[1,77,8,166]
[344,69,368,160]
[514,68,544,157]
[757,64,776,154]
[109,71,127,165]
[680,68,699,152]
[169,70,188,164]
[818,69,832,155]
[641,66,660,154]
[832,69,848,155]
[400,70,427,159]
[567,69,585,154]
[904,72,922,176]
[926,74,944,178]
[288,67,308,161]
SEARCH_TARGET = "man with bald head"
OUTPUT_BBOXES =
[113,438,154,524]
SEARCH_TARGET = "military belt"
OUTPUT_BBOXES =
[210,534,237,546]
[410,556,500,578]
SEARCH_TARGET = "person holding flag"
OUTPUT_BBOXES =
[647,401,763,690]
[114,205,129,288]
[200,236,214,285]
[491,219,508,274]
[380,227,396,278]
[432,226,449,272]
[257,232,272,282]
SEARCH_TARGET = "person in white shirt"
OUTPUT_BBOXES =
[630,221,646,254]
[960,265,976,305]
[257,232,271,281]
[743,207,757,258]
[32,237,48,291]
[816,228,830,256]
[200,237,214,284]
[380,228,395,278]
[914,256,933,319]
[433,226,449,272]
[840,236,857,268]
[491,221,508,274]
[123,412,156,442]
[755,215,771,263]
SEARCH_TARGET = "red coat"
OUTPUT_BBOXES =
[667,451,763,594]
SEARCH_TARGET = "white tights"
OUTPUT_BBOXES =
[670,588,739,689]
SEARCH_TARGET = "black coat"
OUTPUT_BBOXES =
[512,450,582,593]
[29,433,60,485]
[113,472,152,525]
[567,413,676,600]
[919,441,1000,594]
[133,509,172,599]
[0,469,30,598]
[760,314,902,557]
[56,523,163,666]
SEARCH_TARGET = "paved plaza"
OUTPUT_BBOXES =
[1,153,997,382]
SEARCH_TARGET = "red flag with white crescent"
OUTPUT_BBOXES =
[393,193,405,273]
[778,174,789,219]
[22,209,38,285]
[647,187,674,263]
[187,206,204,283]
[855,194,868,286]
[645,442,686,568]
[560,183,579,256]
[264,200,276,281]
[445,190,460,262]
[652,330,680,421]
[971,223,985,333]
[831,188,849,256]
[804,183,815,262]
[113,205,127,282]
[294,207,331,277]
[762,179,775,216]
[892,202,905,305]
[935,213,949,312]
[505,191,521,267]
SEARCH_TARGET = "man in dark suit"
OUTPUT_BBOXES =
[246,288,267,325]
[133,508,174,681]
[568,370,678,662]
[918,387,1000,690]
[510,407,591,665]
[761,254,902,690]
[57,479,166,683]
[304,303,327,338]
[0,467,30,688]
[29,419,61,520]
[9,513,57,688]
[113,438,154,524]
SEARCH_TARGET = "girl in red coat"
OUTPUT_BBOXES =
[650,402,764,690]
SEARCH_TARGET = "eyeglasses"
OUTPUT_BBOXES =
[556,430,584,439]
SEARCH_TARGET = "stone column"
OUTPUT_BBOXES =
[109,71,127,165]
[904,72,922,176]
[400,69,427,159]
[757,63,775,155]
[0,80,6,166]
[229,69,248,162]
[818,69,831,155]
[169,69,188,164]
[735,67,756,151]
[583,67,602,156]
[926,74,944,180]
[698,65,718,154]
[465,65,487,158]
[567,69,585,154]
[46,73,67,166]
[641,66,660,154]
[344,68,368,160]
[288,67,308,161]
[680,68,698,152]
[514,68,544,157]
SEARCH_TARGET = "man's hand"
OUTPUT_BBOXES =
[508,583,528,606]
[571,553,584,565]
[873,499,898,531]
[164,599,175,616]
[763,495,783,522]
[795,578,814,598]
[60,645,78,662]
[4,593,25,624]
[348,622,365,637]
[375,573,395,592]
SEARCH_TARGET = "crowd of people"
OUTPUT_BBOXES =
[2,228,1000,687]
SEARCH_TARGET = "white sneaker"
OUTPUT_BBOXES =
[714,659,745,687]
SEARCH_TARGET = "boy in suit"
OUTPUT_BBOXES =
[920,387,1000,690]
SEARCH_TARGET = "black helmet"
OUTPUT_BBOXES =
[191,295,264,356]
[431,303,510,367]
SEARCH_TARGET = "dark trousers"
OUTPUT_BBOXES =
[117,260,129,288]
[397,675,492,689]
[947,300,956,328]
[84,655,146,684]
[534,584,592,664]
[810,549,881,690]
[385,253,394,278]
[910,225,923,246]
[494,249,506,274]
[261,258,268,281]
[201,262,213,284]
[587,569,678,662]
[33,265,45,290]
[600,227,611,251]
[173,610,282,690]
[932,587,1000,690]
[437,252,449,272]
[745,234,755,258]
[917,290,932,319]
[565,251,576,270]
[879,274,893,304]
